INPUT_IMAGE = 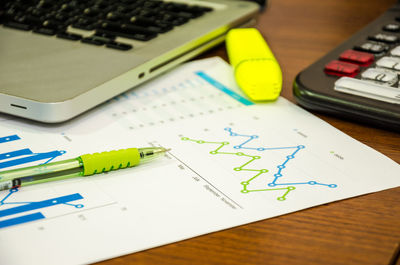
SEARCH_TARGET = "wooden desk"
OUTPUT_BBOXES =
[97,1,400,264]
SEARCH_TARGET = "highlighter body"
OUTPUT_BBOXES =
[226,28,282,101]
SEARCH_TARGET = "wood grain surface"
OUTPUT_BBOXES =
[96,0,400,264]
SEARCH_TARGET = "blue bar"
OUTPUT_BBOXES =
[0,150,64,169]
[0,212,45,228]
[0,148,33,161]
[0,193,83,217]
[195,71,254,106]
[0,135,20,144]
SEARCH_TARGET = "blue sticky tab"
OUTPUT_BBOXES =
[195,71,254,106]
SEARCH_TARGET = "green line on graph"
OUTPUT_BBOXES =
[180,137,295,201]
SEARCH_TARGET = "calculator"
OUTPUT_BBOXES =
[293,3,400,131]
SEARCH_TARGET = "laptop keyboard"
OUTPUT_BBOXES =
[1,0,213,51]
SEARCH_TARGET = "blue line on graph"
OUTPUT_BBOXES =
[0,148,33,160]
[0,150,66,169]
[0,212,45,228]
[224,127,337,189]
[195,71,254,106]
[0,188,20,205]
[0,133,66,170]
[0,189,84,229]
[0,135,20,144]
[0,193,84,218]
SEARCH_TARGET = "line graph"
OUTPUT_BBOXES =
[181,127,337,201]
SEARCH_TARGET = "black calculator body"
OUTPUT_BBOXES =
[293,3,400,131]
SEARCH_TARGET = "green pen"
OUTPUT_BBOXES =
[0,147,168,191]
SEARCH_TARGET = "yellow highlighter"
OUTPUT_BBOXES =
[226,28,282,101]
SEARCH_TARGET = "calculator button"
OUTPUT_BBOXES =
[354,41,389,54]
[389,46,400,57]
[368,33,398,44]
[383,23,400,32]
[334,77,400,104]
[339,49,374,66]
[375,56,400,71]
[361,68,398,86]
[324,60,360,77]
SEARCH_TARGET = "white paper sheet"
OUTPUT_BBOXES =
[0,57,399,265]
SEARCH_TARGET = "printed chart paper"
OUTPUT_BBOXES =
[0,57,399,265]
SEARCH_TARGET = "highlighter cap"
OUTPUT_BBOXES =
[235,58,282,101]
[226,28,282,101]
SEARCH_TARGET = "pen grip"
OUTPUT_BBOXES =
[79,148,140,176]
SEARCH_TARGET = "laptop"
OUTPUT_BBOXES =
[0,0,263,123]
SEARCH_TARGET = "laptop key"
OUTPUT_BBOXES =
[72,17,97,30]
[164,2,189,12]
[159,13,189,26]
[135,33,155,41]
[29,8,46,18]
[106,12,126,22]
[81,37,106,46]
[130,17,173,33]
[143,1,164,9]
[83,7,101,18]
[42,19,64,30]
[94,31,116,40]
[18,15,43,27]
[59,3,75,13]
[171,17,189,26]
[163,11,194,20]
[98,22,157,41]
[3,21,32,31]
[56,32,83,41]
[189,5,213,14]
[131,16,162,26]
[54,13,70,22]
[106,41,133,51]
[37,0,55,10]
[33,27,56,36]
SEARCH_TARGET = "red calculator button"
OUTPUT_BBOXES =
[324,60,360,77]
[339,49,374,67]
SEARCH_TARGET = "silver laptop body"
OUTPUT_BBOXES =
[0,0,259,123]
